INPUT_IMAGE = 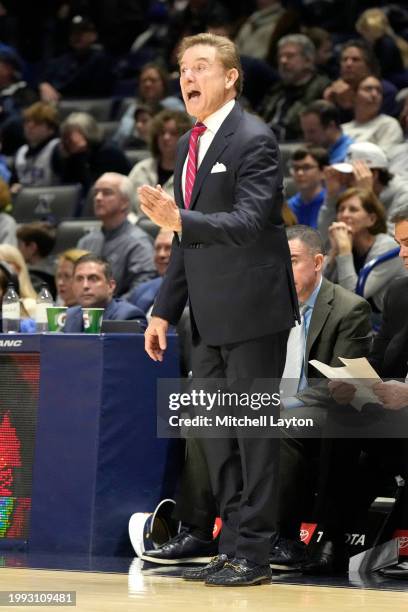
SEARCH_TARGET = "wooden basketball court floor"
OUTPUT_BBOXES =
[0,554,408,612]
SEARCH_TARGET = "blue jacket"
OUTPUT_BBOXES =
[63,298,147,333]
[288,188,326,229]
[128,277,163,314]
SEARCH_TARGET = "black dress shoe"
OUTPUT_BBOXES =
[301,541,349,576]
[205,558,272,586]
[183,554,228,581]
[141,531,218,565]
[269,536,307,570]
[381,561,408,579]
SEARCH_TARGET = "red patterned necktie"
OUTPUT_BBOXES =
[184,122,207,209]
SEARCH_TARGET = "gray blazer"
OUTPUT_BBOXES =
[298,277,372,407]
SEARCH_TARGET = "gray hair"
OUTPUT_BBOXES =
[286,224,324,255]
[96,172,135,213]
[117,174,135,213]
[61,112,103,145]
[390,205,408,224]
[278,34,316,62]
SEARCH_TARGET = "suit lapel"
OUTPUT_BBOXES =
[305,279,333,368]
[188,103,242,210]
[189,136,229,209]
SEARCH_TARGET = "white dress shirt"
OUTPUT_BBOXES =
[181,98,236,201]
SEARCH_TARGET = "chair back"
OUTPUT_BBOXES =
[356,247,401,296]
[53,219,101,254]
[58,98,113,121]
[12,184,82,224]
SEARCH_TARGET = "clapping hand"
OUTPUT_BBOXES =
[138,185,182,232]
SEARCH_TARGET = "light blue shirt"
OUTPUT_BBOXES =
[283,276,322,409]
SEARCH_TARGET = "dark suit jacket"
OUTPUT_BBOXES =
[370,277,408,379]
[153,102,298,345]
[63,298,147,333]
[298,278,372,406]
[306,278,372,377]
[128,276,163,314]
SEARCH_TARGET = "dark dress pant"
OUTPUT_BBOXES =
[189,329,288,565]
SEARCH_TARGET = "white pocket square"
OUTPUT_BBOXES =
[211,162,227,174]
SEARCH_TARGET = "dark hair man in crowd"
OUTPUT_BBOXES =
[17,221,56,296]
[300,100,354,164]
[63,254,147,333]
[77,172,156,298]
[323,39,398,120]
[287,146,328,229]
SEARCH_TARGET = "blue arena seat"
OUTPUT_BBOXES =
[356,247,401,297]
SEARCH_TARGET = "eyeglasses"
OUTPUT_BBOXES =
[289,164,319,175]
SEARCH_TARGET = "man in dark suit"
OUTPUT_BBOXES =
[329,209,408,578]
[63,254,146,333]
[138,32,298,586]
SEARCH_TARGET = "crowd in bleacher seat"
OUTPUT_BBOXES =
[1,0,408,578]
[341,75,404,154]
[323,39,399,120]
[318,141,408,237]
[54,112,131,200]
[112,62,186,148]
[129,109,192,217]
[38,17,115,103]
[259,34,331,140]
[299,100,354,164]
[11,102,61,189]
[324,187,405,312]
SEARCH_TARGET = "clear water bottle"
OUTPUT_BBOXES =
[35,283,53,332]
[2,283,20,333]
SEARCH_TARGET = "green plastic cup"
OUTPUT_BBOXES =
[82,307,104,333]
[46,306,68,332]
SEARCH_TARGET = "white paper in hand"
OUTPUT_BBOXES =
[309,356,383,410]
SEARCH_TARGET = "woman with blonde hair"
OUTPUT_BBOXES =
[55,248,89,307]
[356,8,408,78]
[0,243,37,317]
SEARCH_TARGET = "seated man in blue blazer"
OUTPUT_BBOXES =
[128,229,173,316]
[63,254,147,332]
